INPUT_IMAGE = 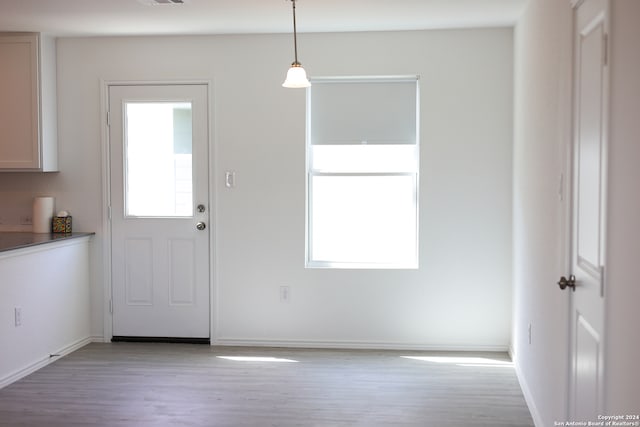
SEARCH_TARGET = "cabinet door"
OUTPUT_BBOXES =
[0,34,41,170]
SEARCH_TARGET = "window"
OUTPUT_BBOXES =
[306,76,420,268]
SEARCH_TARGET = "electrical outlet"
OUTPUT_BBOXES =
[279,286,291,303]
[14,307,22,327]
[20,215,33,225]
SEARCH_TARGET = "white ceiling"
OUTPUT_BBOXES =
[0,0,527,37]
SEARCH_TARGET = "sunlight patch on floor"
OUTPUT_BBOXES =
[401,356,513,368]
[216,356,299,363]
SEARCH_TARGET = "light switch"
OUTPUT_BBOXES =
[225,171,235,188]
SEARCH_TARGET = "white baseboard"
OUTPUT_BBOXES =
[90,335,107,343]
[212,337,510,352]
[514,355,544,427]
[0,336,93,389]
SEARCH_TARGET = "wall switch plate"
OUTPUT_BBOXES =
[225,171,235,188]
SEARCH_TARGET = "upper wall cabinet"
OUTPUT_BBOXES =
[0,33,58,172]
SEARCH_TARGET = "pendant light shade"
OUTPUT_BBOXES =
[282,0,310,88]
[283,62,311,88]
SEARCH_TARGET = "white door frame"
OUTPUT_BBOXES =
[100,79,217,343]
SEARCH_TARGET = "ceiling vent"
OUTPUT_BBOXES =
[137,0,188,6]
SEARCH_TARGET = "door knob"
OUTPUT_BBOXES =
[558,275,576,291]
[196,221,206,231]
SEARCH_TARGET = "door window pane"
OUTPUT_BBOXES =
[125,102,193,217]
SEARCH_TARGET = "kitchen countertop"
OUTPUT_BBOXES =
[0,232,94,253]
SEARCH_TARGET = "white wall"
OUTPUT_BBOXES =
[605,0,640,414]
[0,238,92,387]
[512,0,572,424]
[513,0,640,423]
[0,28,514,350]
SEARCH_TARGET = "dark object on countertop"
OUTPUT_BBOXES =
[52,216,72,233]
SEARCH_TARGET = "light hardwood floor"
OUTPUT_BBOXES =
[0,343,534,426]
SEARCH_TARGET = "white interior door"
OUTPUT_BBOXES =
[566,0,609,420]
[109,84,210,340]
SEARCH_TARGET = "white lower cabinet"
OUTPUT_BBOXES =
[0,237,91,388]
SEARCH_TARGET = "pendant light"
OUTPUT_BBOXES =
[282,0,311,88]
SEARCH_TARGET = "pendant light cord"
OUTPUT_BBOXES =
[291,0,300,65]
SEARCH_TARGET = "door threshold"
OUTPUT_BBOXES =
[111,336,210,345]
